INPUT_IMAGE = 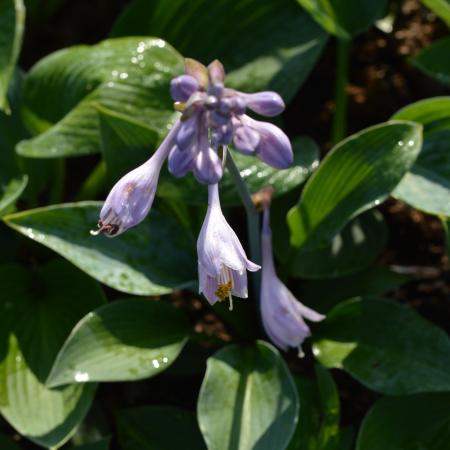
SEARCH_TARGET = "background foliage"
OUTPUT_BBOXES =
[0,0,449,449]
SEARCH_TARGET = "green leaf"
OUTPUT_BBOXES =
[287,121,422,250]
[111,0,328,102]
[297,0,388,39]
[289,210,387,279]
[0,433,21,450]
[0,261,104,448]
[288,370,352,450]
[116,406,205,450]
[17,37,182,158]
[312,297,450,394]
[47,299,189,387]
[393,130,450,216]
[97,105,158,184]
[3,202,197,295]
[421,0,450,27]
[298,266,410,313]
[0,70,28,214]
[0,0,25,113]
[392,99,450,216]
[97,105,319,205]
[356,393,450,450]
[0,174,27,216]
[392,96,450,133]
[197,341,298,450]
[412,36,450,85]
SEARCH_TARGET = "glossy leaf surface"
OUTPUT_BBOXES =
[4,202,197,295]
[313,298,450,394]
[18,37,182,158]
[111,0,327,102]
[197,341,298,450]
[288,121,422,249]
[0,261,103,448]
[47,299,189,386]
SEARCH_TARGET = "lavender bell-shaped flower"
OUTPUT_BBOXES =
[91,121,180,237]
[197,183,260,310]
[260,206,325,354]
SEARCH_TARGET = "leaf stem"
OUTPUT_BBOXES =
[225,152,261,297]
[331,38,351,145]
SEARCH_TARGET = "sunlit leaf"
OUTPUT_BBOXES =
[47,299,189,387]
[4,202,197,295]
[0,261,104,448]
[287,121,422,249]
[17,37,182,158]
[198,341,298,450]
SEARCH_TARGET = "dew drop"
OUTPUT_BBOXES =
[152,359,160,369]
[398,140,404,147]
[74,371,90,382]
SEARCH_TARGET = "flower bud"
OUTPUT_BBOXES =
[194,146,223,184]
[243,116,293,168]
[241,91,285,117]
[170,75,199,102]
[233,125,260,155]
[184,58,209,89]
[208,59,225,84]
[168,145,195,178]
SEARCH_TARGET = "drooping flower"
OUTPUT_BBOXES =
[168,58,293,183]
[91,121,181,237]
[197,183,260,310]
[260,206,325,354]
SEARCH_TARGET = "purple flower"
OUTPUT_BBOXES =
[91,122,180,237]
[260,206,325,353]
[167,58,293,184]
[197,183,260,310]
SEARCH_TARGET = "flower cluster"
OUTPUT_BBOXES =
[168,59,293,184]
[92,58,322,351]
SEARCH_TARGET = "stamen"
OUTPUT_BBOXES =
[297,345,305,359]
[90,221,120,237]
[215,266,234,310]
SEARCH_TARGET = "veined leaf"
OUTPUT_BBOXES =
[287,121,422,249]
[47,299,189,387]
[3,202,197,295]
[111,0,328,101]
[197,341,298,450]
[17,37,182,158]
[0,261,104,448]
[312,297,450,394]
